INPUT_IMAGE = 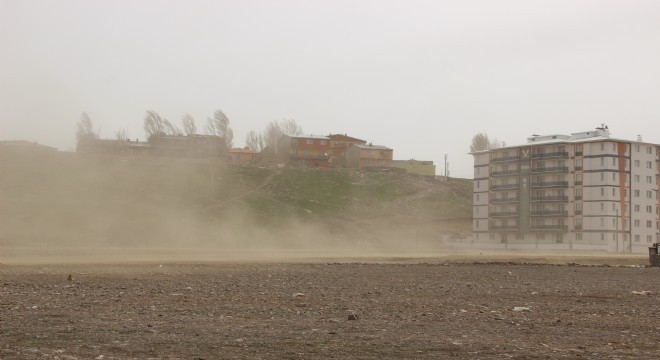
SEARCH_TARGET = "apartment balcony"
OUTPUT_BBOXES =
[575,166,583,171]
[576,151,583,156]
[530,181,568,188]
[490,225,520,231]
[575,225,583,230]
[531,196,569,202]
[575,210,583,215]
[490,211,520,217]
[491,198,519,204]
[531,210,568,217]
[532,152,569,159]
[575,181,583,185]
[575,196,583,201]
[491,155,520,163]
[530,166,569,173]
[490,183,520,190]
[530,225,569,231]
[490,169,520,177]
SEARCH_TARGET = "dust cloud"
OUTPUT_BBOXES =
[1,151,473,264]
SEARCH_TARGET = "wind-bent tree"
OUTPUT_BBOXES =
[76,112,98,145]
[245,130,263,151]
[182,114,196,135]
[206,109,234,148]
[144,110,167,138]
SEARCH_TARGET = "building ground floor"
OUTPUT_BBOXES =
[470,231,656,254]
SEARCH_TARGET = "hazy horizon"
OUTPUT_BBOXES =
[2,0,659,178]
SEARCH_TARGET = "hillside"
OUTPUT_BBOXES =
[0,151,472,254]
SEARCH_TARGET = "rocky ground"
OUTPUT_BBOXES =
[1,260,660,359]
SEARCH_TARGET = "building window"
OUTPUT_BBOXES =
[648,146,653,154]
[636,145,640,152]
[648,235,653,243]
[634,160,640,167]
[516,233,524,240]
[634,190,640,197]
[320,139,327,145]
[635,175,640,182]
[600,188,605,196]
[306,139,314,144]
[635,204,640,212]
[647,205,653,213]
[647,220,653,228]
[634,219,640,227]
[647,161,653,169]
[635,235,640,242]
[647,191,653,198]
[576,233,582,240]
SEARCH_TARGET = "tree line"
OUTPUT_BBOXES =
[76,110,303,152]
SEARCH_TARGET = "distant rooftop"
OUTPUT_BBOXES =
[353,144,392,150]
[526,125,612,145]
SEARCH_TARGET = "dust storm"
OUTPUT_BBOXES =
[0,150,473,264]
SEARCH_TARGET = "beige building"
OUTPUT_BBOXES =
[472,126,660,253]
[391,159,436,176]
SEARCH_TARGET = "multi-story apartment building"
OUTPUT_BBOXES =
[472,126,660,253]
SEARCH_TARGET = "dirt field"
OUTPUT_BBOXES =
[1,255,659,359]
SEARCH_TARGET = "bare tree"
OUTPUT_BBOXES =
[245,130,263,151]
[76,112,98,145]
[182,114,196,135]
[470,132,501,152]
[144,110,167,138]
[206,109,234,148]
[114,128,129,141]
[280,118,303,135]
[262,120,284,151]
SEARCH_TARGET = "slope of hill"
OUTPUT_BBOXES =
[0,151,471,254]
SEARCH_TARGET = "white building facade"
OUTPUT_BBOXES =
[472,127,660,253]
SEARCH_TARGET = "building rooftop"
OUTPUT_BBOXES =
[472,125,657,153]
[353,144,392,150]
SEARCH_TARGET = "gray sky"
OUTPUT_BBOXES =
[1,0,659,178]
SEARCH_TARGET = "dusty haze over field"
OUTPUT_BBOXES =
[2,1,660,178]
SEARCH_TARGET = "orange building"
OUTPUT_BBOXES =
[278,134,331,167]
[346,144,393,169]
[230,147,257,164]
[327,134,367,166]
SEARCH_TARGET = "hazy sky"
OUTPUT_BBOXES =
[1,0,659,178]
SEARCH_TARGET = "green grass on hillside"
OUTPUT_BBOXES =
[1,151,472,247]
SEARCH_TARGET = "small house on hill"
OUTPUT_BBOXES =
[391,159,436,176]
[327,134,367,166]
[346,144,393,169]
[149,134,226,157]
[278,134,331,168]
[77,134,227,158]
[230,147,257,164]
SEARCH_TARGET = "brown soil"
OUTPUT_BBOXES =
[1,256,659,359]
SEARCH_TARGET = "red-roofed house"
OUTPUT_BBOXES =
[230,147,258,164]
